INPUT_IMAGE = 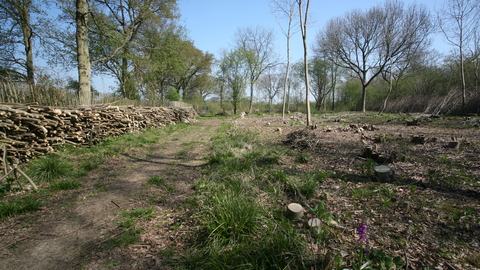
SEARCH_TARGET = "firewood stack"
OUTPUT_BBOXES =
[0,103,198,165]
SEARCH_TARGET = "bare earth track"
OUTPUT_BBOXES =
[0,117,221,270]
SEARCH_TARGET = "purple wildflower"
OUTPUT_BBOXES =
[357,221,367,243]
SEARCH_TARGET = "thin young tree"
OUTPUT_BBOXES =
[258,65,284,111]
[438,0,479,113]
[270,0,299,119]
[296,0,311,125]
[90,0,178,100]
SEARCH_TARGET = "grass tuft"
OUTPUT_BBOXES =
[202,190,259,243]
[107,207,156,250]
[147,176,167,186]
[27,154,73,182]
[49,179,81,191]
[0,196,41,220]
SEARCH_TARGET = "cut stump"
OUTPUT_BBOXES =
[286,203,303,219]
[375,165,394,182]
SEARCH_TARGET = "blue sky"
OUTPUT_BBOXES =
[178,0,447,63]
[93,0,448,93]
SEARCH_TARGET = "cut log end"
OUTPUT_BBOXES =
[286,203,304,219]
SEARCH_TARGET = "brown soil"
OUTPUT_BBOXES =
[1,113,479,269]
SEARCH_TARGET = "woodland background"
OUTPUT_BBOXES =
[0,0,479,115]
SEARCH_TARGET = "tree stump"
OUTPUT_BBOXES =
[375,165,394,182]
[411,135,425,144]
[448,141,459,149]
[286,203,303,219]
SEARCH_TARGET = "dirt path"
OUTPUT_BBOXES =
[0,117,223,270]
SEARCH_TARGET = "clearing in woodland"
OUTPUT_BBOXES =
[0,113,479,270]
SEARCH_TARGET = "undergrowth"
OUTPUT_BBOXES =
[184,121,409,269]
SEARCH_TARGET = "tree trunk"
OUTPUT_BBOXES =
[299,0,311,125]
[76,0,91,106]
[332,87,335,111]
[282,24,292,120]
[249,82,254,113]
[379,60,393,115]
[361,69,367,112]
[361,84,367,112]
[19,2,35,96]
[460,44,466,114]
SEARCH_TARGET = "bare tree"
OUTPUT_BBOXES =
[258,65,284,111]
[438,0,479,113]
[296,0,311,125]
[309,57,338,111]
[316,0,432,112]
[234,25,278,113]
[269,0,299,119]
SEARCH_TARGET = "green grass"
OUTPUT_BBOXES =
[27,154,73,182]
[147,176,167,186]
[106,228,142,249]
[184,122,317,269]
[120,207,155,221]
[0,196,41,220]
[49,179,81,191]
[351,186,375,198]
[296,152,311,163]
[106,207,156,249]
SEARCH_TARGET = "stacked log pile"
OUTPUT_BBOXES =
[0,103,197,165]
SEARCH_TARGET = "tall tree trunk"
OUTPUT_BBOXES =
[361,68,367,112]
[460,42,466,114]
[76,0,91,105]
[361,85,367,112]
[249,82,254,113]
[379,59,393,115]
[282,24,292,120]
[220,84,225,113]
[19,1,35,96]
[121,55,129,98]
[298,0,311,125]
